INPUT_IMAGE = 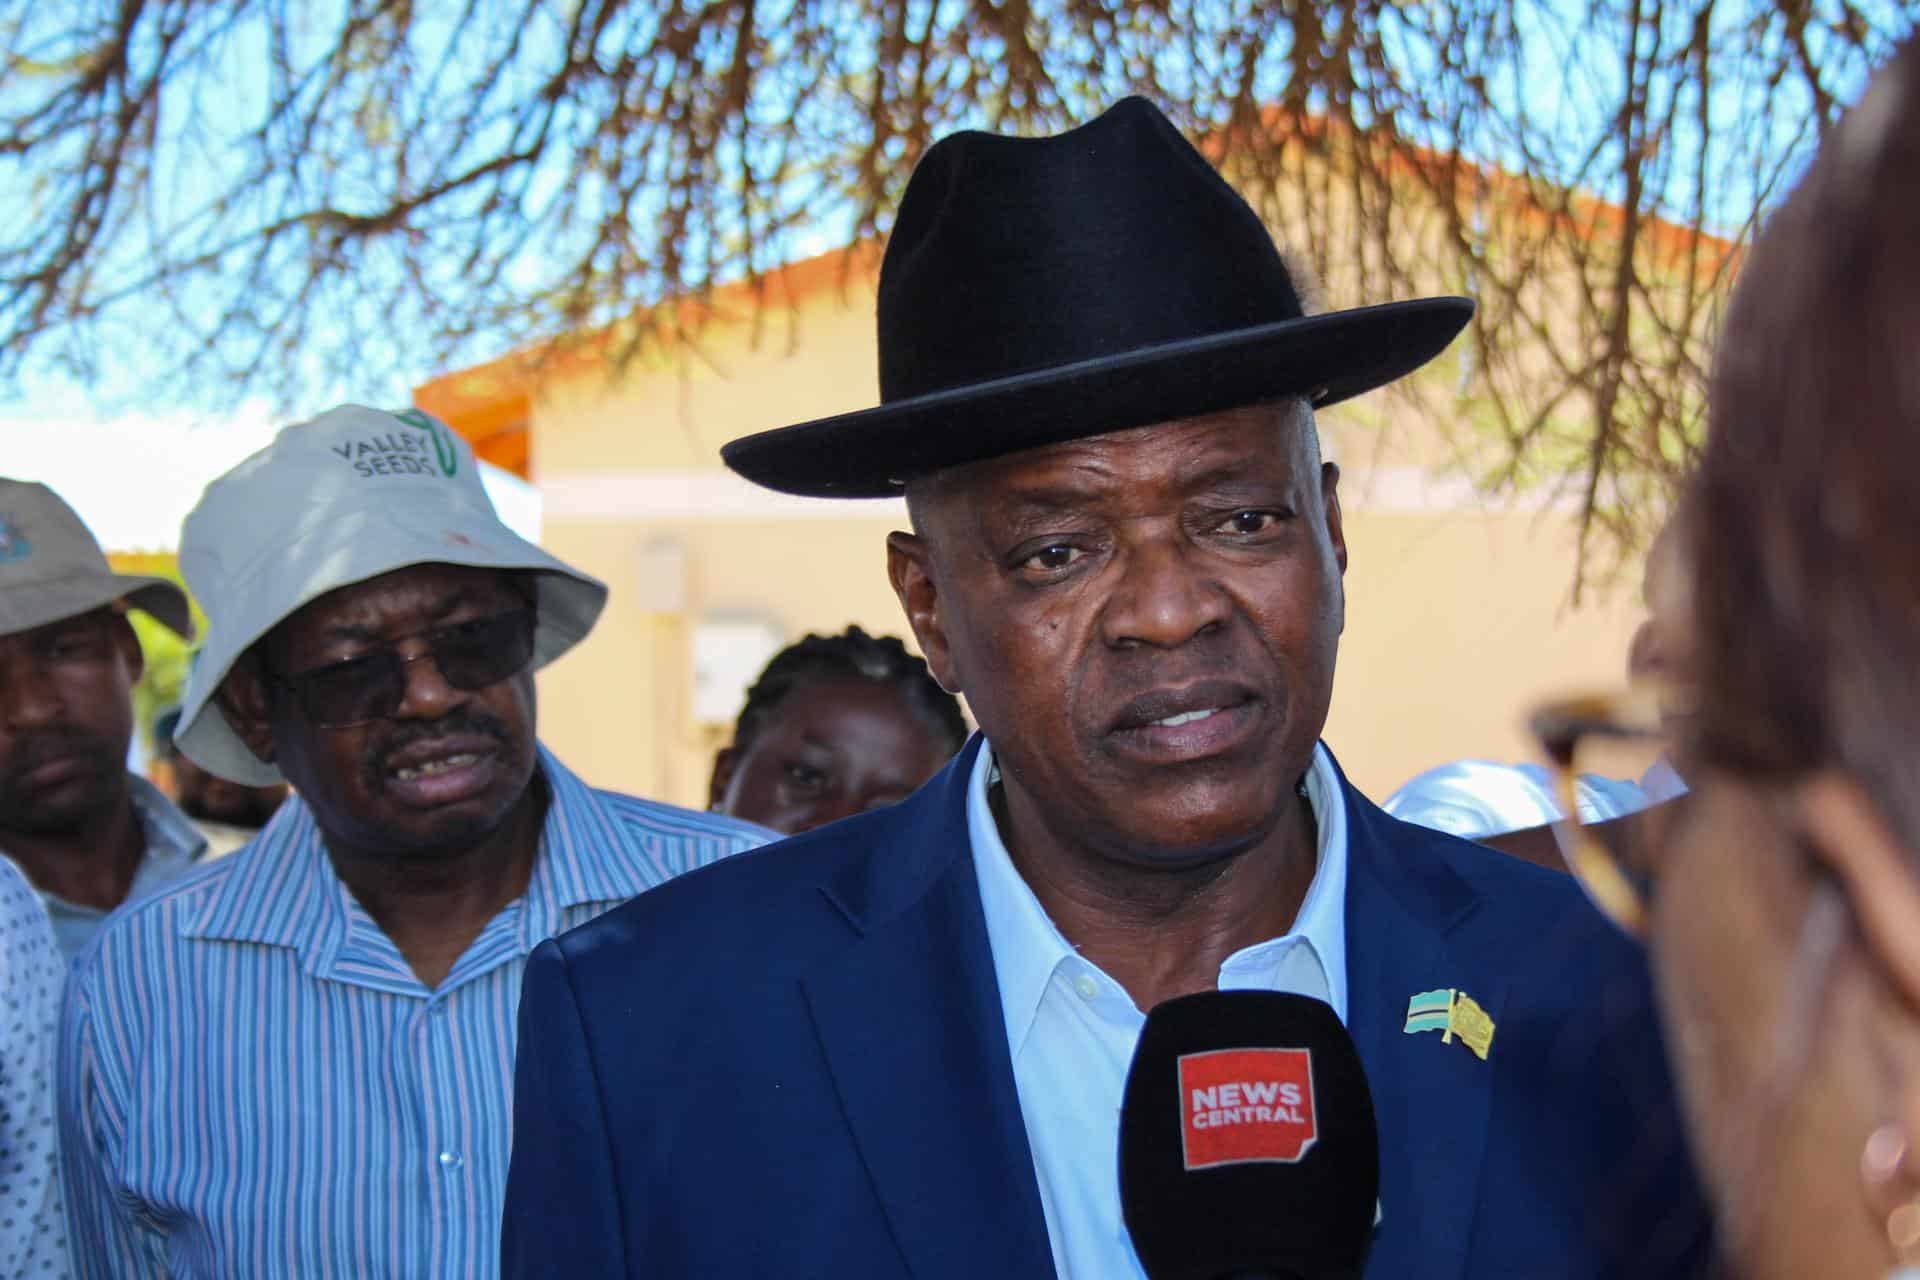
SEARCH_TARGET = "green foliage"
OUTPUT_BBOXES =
[113,559,208,754]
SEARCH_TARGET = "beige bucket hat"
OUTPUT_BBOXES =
[0,479,194,639]
[173,404,608,785]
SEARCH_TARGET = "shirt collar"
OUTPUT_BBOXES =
[32,773,206,921]
[514,745,673,942]
[967,740,1350,1055]
[127,773,210,875]
[28,774,208,959]
[186,743,642,958]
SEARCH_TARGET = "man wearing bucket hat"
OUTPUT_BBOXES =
[503,102,1711,1278]
[0,479,207,961]
[56,405,767,1278]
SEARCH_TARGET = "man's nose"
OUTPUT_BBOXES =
[1099,534,1232,650]
[390,644,466,720]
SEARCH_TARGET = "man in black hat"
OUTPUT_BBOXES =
[503,100,1711,1279]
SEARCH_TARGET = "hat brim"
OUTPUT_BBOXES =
[173,509,607,787]
[722,297,1474,497]
[0,573,194,641]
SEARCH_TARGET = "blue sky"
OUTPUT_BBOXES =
[1,0,1905,436]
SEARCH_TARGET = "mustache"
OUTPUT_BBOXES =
[360,710,514,785]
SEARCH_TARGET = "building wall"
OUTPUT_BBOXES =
[518,269,1646,809]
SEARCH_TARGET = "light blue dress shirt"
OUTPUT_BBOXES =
[33,775,207,962]
[968,740,1350,1280]
[1,852,69,1278]
[57,746,767,1279]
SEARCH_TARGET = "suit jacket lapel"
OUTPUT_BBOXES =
[801,740,1057,1280]
[1340,775,1502,1280]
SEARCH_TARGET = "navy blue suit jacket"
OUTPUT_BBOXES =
[502,739,1711,1278]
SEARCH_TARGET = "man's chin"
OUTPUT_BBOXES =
[362,785,534,859]
[1105,776,1296,847]
[1088,805,1292,874]
[381,812,516,861]
[0,786,118,839]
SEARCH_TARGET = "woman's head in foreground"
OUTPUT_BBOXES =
[1652,34,1920,1280]
[710,626,968,835]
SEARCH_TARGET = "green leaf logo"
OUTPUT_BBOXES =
[396,408,459,477]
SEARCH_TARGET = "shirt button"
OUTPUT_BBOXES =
[438,1151,464,1171]
[428,1003,447,1018]
[1072,974,1100,1001]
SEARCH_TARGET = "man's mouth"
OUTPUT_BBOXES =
[1147,707,1226,729]
[3,734,107,797]
[392,752,483,782]
[1108,680,1263,762]
[378,733,505,806]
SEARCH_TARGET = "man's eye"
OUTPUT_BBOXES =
[44,632,103,662]
[1018,543,1083,572]
[1216,510,1286,535]
[782,761,827,791]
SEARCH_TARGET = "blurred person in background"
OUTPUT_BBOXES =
[0,480,206,961]
[150,705,288,856]
[1531,35,1920,1280]
[1,852,70,1277]
[1387,511,1694,852]
[57,406,767,1278]
[709,625,968,835]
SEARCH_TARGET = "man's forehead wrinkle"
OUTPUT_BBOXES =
[913,400,1318,545]
[989,463,1129,518]
[316,589,465,641]
[291,572,515,650]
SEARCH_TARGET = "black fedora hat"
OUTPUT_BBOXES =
[722,97,1473,497]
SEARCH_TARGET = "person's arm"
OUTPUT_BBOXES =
[57,966,168,1279]
[501,938,631,1278]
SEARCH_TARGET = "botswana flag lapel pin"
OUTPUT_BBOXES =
[1404,988,1496,1061]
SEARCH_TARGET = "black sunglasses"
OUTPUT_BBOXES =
[269,610,536,728]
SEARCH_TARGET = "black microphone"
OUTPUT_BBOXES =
[1118,991,1380,1280]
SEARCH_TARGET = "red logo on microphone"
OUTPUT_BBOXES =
[1177,1047,1317,1170]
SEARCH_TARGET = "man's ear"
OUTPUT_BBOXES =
[709,746,738,813]
[214,652,279,766]
[887,531,960,695]
[1795,776,1920,1158]
[1798,776,1920,1002]
[109,613,146,685]
[1321,461,1348,575]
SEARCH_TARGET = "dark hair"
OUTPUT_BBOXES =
[1689,36,1920,846]
[730,626,969,756]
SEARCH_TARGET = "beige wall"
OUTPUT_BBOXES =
[517,273,1647,809]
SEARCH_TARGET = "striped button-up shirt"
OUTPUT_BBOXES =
[57,745,767,1279]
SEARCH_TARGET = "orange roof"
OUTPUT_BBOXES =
[412,243,882,479]
[1212,106,1740,278]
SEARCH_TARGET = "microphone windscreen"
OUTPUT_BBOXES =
[1119,991,1379,1280]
